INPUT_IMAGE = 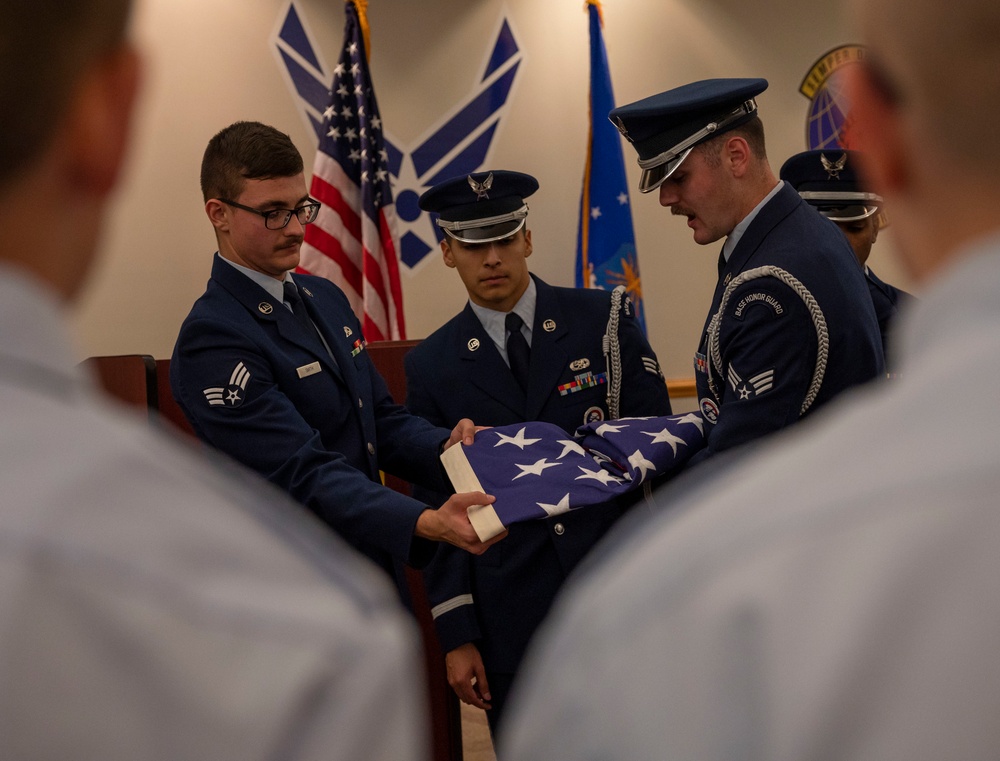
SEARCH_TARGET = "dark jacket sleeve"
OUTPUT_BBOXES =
[172,315,440,567]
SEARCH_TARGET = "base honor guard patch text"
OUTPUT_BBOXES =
[734,292,783,318]
[203,361,251,408]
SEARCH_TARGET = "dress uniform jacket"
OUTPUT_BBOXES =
[2,265,426,761]
[867,267,914,371]
[693,182,884,460]
[171,254,450,573]
[502,234,1000,761]
[404,275,672,708]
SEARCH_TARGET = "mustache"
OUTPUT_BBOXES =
[670,207,693,218]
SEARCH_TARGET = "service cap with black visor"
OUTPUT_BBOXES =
[418,170,539,244]
[610,78,769,193]
[779,149,884,223]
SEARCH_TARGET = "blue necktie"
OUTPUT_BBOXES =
[283,280,316,337]
[505,312,530,391]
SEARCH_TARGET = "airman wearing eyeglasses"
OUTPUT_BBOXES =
[171,121,505,586]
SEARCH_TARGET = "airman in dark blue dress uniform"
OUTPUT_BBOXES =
[781,149,915,370]
[610,79,884,463]
[170,122,500,582]
[405,171,673,734]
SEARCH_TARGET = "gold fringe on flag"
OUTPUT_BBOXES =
[585,0,604,27]
[350,0,371,61]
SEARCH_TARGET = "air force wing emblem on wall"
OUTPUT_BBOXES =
[203,362,251,408]
[274,3,523,269]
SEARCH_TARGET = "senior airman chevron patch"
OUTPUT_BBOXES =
[641,356,662,377]
[203,362,251,408]
[727,364,775,400]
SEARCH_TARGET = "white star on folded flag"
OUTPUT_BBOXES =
[538,493,572,517]
[494,427,542,450]
[642,427,688,455]
[513,458,562,480]
[441,414,707,540]
[556,439,587,458]
[576,466,624,485]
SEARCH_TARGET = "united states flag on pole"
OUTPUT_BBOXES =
[298,0,406,340]
[576,0,647,334]
[442,414,706,540]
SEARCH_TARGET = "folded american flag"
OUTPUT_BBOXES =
[442,413,706,540]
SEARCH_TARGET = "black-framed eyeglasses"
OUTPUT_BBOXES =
[218,198,322,230]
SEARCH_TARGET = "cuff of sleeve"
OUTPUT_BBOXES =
[434,601,482,654]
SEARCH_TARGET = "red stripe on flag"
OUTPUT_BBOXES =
[304,223,363,295]
[379,211,406,338]
[310,175,362,244]
[364,314,386,342]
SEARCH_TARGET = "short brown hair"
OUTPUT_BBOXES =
[697,115,768,167]
[0,0,132,185]
[200,121,304,201]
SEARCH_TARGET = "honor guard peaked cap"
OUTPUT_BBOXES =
[780,149,884,222]
[418,170,539,244]
[610,78,768,193]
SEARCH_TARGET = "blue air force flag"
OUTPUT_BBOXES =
[576,1,647,333]
[443,414,706,540]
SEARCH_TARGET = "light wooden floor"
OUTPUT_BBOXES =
[461,703,496,761]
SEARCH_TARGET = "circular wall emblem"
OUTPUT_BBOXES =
[258,302,274,315]
[800,44,866,149]
[584,405,605,424]
[699,398,720,425]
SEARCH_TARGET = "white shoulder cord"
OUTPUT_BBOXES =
[603,285,626,420]
[602,286,656,508]
[706,266,829,416]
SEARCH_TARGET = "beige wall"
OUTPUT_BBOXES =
[72,0,913,383]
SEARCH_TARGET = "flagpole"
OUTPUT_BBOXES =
[578,1,604,289]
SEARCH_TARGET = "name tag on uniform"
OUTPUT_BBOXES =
[296,361,322,379]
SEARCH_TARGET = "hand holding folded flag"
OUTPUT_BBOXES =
[442,413,706,540]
